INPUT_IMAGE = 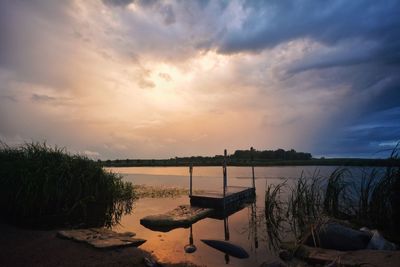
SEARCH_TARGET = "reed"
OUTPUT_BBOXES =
[0,142,135,228]
[323,168,352,218]
[287,171,324,240]
[264,144,400,245]
[264,181,287,249]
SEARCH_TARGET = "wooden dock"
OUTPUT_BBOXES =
[189,148,257,210]
[190,186,255,209]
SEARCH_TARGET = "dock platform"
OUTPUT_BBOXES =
[190,186,255,209]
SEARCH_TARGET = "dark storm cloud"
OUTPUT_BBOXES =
[313,107,400,157]
[211,0,400,157]
[217,0,400,53]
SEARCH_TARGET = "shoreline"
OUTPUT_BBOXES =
[0,223,196,267]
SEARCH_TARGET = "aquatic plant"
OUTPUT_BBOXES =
[264,143,400,245]
[133,184,205,199]
[288,171,324,240]
[323,168,352,218]
[264,181,287,249]
[0,142,135,228]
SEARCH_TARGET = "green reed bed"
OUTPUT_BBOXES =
[0,142,135,228]
[265,145,400,247]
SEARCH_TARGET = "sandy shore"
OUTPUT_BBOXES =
[0,223,196,267]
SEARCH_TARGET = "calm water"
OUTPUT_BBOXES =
[108,166,368,266]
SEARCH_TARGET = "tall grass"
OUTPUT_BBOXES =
[287,171,324,240]
[264,144,400,246]
[0,142,135,228]
[265,182,286,249]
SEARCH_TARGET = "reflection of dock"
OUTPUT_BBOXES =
[190,186,255,209]
[141,148,258,231]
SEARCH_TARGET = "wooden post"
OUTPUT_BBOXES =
[223,149,227,199]
[189,163,193,197]
[224,217,230,241]
[251,147,255,189]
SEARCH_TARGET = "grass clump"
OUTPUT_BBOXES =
[265,182,286,249]
[287,171,324,239]
[0,142,135,228]
[265,144,400,247]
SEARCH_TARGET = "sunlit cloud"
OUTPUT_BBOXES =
[1,0,399,158]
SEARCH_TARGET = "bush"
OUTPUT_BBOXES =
[0,142,135,228]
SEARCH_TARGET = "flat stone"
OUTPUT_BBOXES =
[140,205,213,231]
[303,222,371,251]
[57,228,146,249]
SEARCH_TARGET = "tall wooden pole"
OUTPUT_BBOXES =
[251,147,255,189]
[189,163,193,197]
[223,149,227,198]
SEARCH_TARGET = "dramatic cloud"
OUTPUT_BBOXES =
[0,0,399,158]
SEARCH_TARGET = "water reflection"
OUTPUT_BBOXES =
[113,166,346,266]
[140,199,260,264]
[184,225,196,253]
[114,195,276,266]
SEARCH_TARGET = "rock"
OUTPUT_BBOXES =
[140,205,213,231]
[304,222,371,251]
[367,230,397,250]
[57,228,146,249]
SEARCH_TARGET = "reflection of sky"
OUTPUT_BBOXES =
[115,196,275,267]
[1,1,399,158]
[109,166,338,190]
[113,166,386,265]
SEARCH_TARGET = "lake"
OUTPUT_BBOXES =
[108,166,370,266]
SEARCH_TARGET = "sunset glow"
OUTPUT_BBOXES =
[1,0,399,159]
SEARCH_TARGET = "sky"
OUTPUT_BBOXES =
[0,0,399,159]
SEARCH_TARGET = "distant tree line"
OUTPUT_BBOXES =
[101,148,314,167]
[232,148,312,160]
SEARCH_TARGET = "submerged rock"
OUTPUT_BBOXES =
[304,222,371,251]
[140,205,213,232]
